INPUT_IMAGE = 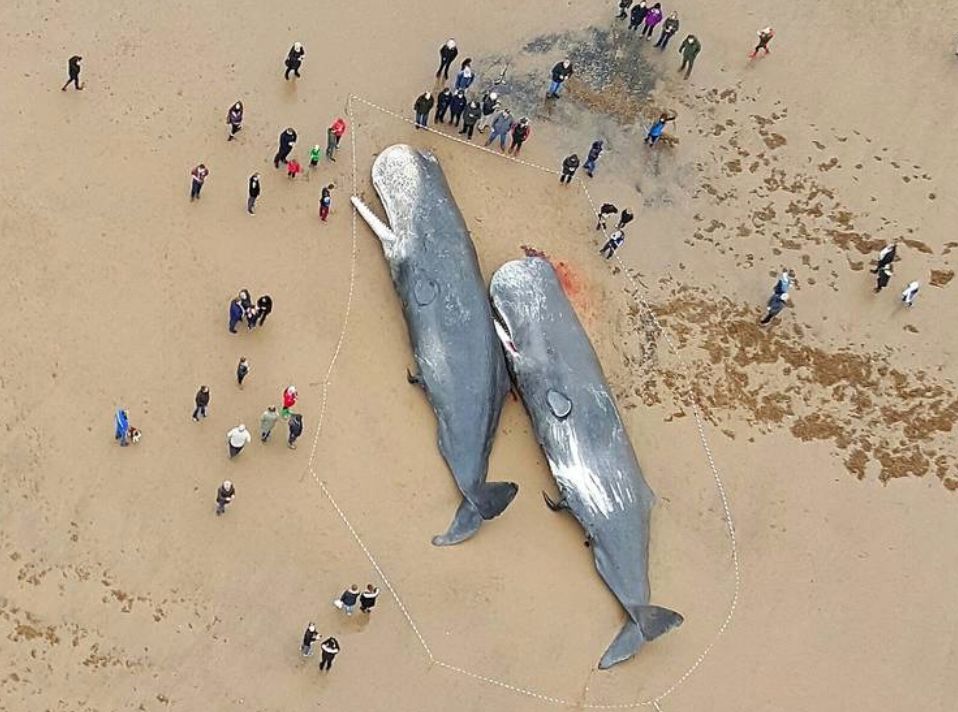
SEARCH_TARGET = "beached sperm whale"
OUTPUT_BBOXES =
[350,144,517,546]
[489,257,683,669]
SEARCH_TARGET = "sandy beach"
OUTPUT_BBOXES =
[1,1,957,710]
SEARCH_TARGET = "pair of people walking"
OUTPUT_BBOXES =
[596,206,634,259]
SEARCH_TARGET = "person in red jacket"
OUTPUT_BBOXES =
[282,385,298,418]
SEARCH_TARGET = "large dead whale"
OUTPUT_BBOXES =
[351,144,517,546]
[489,256,683,669]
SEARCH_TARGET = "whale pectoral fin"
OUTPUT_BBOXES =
[542,490,569,512]
[432,498,483,546]
[598,606,683,670]
[406,368,424,388]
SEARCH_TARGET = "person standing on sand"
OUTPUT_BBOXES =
[477,91,500,133]
[600,230,626,259]
[645,112,676,147]
[61,55,83,91]
[436,39,458,80]
[678,35,702,79]
[190,164,209,201]
[256,294,272,325]
[901,281,920,307]
[560,154,580,184]
[326,118,347,162]
[287,412,304,449]
[617,208,635,230]
[319,637,340,671]
[226,101,244,141]
[227,424,251,458]
[286,157,302,180]
[115,409,130,446]
[749,27,775,58]
[274,128,297,168]
[319,184,334,222]
[284,42,305,80]
[454,58,475,91]
[596,202,618,230]
[508,117,531,155]
[282,385,298,418]
[460,100,481,140]
[485,109,515,152]
[308,144,322,174]
[242,172,259,215]
[215,480,235,515]
[546,59,574,99]
[228,297,243,333]
[335,585,361,616]
[583,140,604,177]
[874,243,897,271]
[435,86,453,124]
[360,584,380,614]
[244,302,259,331]
[301,623,319,657]
[260,405,280,442]
[617,0,633,20]
[760,292,789,325]
[629,2,648,31]
[655,12,680,49]
[642,3,663,39]
[414,91,434,129]
[192,386,210,421]
[874,264,893,293]
[236,357,250,387]
[449,89,467,127]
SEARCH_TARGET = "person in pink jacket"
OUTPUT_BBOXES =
[641,3,663,39]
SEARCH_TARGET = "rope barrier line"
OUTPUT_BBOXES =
[302,93,742,710]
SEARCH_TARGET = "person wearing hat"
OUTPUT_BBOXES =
[61,55,83,91]
[749,27,775,58]
[547,59,574,98]
[215,480,235,515]
[359,584,380,614]
[285,42,305,79]
[192,386,210,422]
[274,127,298,168]
[436,39,459,79]
[227,424,251,458]
[476,91,500,133]
[760,292,789,325]
[414,91,434,129]
[301,623,319,656]
[560,153,580,184]
[319,637,340,671]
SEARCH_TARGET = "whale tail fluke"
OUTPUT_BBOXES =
[598,605,684,670]
[474,481,519,520]
[431,483,518,547]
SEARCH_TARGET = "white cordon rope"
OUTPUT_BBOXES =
[304,94,741,710]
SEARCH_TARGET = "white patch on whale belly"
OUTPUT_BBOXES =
[548,430,635,518]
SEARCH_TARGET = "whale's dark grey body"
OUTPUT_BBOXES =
[489,257,682,669]
[351,144,517,546]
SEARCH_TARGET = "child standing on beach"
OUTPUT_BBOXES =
[319,184,334,221]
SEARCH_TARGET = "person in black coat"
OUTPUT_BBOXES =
[319,637,340,671]
[449,90,467,126]
[414,92,434,129]
[61,55,83,91]
[287,413,303,449]
[459,100,482,140]
[435,87,453,123]
[617,0,633,19]
[256,295,272,325]
[285,42,305,79]
[247,173,260,215]
[274,128,297,168]
[192,385,210,421]
[629,2,648,31]
[560,154,580,184]
[547,60,574,98]
[436,39,458,79]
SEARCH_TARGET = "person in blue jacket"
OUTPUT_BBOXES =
[454,59,475,91]
[228,297,243,333]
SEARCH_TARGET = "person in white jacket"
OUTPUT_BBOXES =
[227,424,251,458]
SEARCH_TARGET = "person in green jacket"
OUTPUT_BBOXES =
[678,34,701,79]
[260,405,280,443]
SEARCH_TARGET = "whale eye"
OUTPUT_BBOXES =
[414,278,439,306]
[547,389,572,419]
